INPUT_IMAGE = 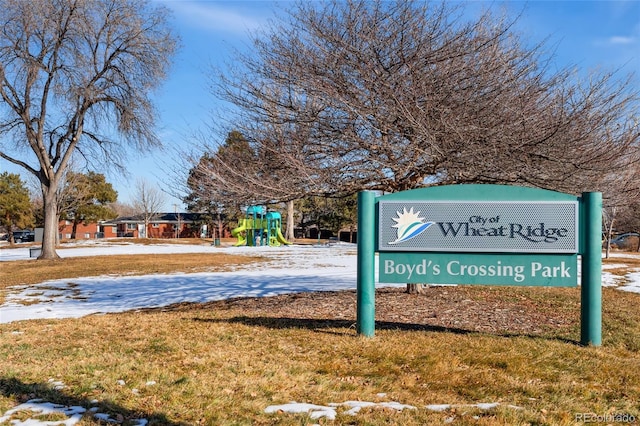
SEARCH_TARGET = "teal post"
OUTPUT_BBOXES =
[581,192,602,346]
[357,191,376,337]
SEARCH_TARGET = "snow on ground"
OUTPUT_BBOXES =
[2,241,639,325]
[263,399,525,421]
[0,242,380,323]
[1,241,639,424]
[0,379,149,426]
[617,271,640,293]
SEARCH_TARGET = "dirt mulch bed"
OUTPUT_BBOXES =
[155,285,580,337]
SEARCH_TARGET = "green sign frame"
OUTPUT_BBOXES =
[356,184,602,346]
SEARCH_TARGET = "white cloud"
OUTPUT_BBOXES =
[162,1,268,34]
[608,35,636,45]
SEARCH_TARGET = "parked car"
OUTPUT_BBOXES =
[12,230,35,243]
[610,232,640,251]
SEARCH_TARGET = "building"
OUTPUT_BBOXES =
[58,220,116,239]
[58,213,218,240]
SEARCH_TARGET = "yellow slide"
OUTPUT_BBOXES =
[276,228,291,245]
[231,220,247,246]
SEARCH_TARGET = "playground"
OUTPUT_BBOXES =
[231,205,290,247]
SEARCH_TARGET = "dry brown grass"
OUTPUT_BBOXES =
[1,287,639,425]
[1,246,639,424]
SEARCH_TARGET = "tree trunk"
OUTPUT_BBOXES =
[604,208,615,259]
[40,186,60,259]
[71,220,78,239]
[406,284,426,294]
[285,199,295,241]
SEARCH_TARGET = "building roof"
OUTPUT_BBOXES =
[102,212,210,225]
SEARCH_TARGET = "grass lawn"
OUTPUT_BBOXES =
[1,247,639,425]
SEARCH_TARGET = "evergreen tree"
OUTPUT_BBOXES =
[59,172,118,239]
[0,172,34,243]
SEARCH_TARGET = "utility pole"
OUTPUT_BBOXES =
[173,203,180,239]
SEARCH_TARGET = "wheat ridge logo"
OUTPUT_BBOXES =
[389,207,434,245]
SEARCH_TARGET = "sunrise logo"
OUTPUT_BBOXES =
[389,207,434,245]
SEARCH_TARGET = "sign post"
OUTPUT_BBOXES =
[357,190,376,337]
[581,192,602,346]
[355,184,602,346]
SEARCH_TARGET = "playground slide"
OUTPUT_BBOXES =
[276,228,291,245]
[231,214,290,246]
[231,221,247,246]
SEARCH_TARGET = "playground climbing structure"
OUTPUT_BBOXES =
[231,205,290,247]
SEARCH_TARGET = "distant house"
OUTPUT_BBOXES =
[58,212,218,240]
[58,220,117,239]
[106,213,209,238]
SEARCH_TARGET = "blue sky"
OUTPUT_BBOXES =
[2,0,639,211]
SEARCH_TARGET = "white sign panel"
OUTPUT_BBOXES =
[378,201,578,253]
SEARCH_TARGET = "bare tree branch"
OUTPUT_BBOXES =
[0,0,177,258]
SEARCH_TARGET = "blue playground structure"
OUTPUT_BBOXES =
[231,206,290,247]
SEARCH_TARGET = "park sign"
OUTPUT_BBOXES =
[377,200,578,286]
[356,184,603,346]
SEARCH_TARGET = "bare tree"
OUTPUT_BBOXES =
[216,0,639,197]
[615,201,640,252]
[110,201,137,218]
[131,178,165,238]
[0,0,177,258]
[602,157,640,256]
[206,0,639,292]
